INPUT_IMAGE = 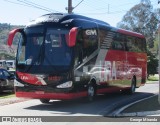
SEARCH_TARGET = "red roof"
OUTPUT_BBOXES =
[118,29,145,39]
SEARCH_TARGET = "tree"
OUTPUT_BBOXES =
[147,50,158,77]
[117,0,159,48]
[117,0,159,77]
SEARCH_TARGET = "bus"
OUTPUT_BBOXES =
[7,13,147,103]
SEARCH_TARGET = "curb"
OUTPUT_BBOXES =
[116,110,160,117]
[113,94,159,117]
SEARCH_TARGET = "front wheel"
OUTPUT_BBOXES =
[87,84,96,101]
[40,99,50,103]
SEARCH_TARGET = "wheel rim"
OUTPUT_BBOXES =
[88,85,94,98]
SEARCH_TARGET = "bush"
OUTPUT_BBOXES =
[147,50,158,78]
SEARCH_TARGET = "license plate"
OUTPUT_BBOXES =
[35,91,44,94]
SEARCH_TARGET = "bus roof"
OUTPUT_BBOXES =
[27,13,110,27]
[27,13,145,39]
[117,28,145,39]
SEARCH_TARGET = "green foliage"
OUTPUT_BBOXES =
[147,49,158,77]
[0,23,24,60]
[117,0,159,78]
[147,75,159,81]
[0,23,24,45]
[0,53,15,60]
[117,0,159,49]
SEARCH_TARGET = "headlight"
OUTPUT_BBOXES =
[56,81,73,88]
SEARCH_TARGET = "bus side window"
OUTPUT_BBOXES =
[112,33,125,51]
[126,36,135,52]
[82,29,98,58]
[142,39,147,52]
[136,38,146,52]
[127,36,143,52]
[113,42,125,50]
[74,31,83,66]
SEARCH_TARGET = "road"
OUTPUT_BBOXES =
[0,82,159,122]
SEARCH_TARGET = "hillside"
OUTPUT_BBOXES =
[0,23,24,60]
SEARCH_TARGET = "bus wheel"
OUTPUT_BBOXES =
[128,77,136,94]
[40,99,50,103]
[87,83,96,101]
[131,78,136,94]
[122,77,136,95]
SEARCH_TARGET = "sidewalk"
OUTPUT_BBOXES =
[0,96,29,106]
[115,94,160,117]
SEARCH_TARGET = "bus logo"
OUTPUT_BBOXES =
[21,76,29,80]
[85,30,97,36]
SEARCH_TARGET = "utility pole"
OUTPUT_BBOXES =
[158,0,160,105]
[158,25,160,104]
[108,4,110,14]
[68,0,73,14]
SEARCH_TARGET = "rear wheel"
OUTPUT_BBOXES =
[40,99,50,103]
[131,78,136,93]
[127,77,136,94]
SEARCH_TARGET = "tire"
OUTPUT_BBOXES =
[0,89,2,94]
[122,77,136,95]
[130,77,136,94]
[87,83,96,101]
[40,99,50,103]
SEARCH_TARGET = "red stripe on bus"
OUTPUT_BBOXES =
[16,91,87,100]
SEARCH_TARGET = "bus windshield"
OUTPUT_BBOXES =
[17,27,72,74]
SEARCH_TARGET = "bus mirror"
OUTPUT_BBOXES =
[7,29,23,47]
[68,27,78,47]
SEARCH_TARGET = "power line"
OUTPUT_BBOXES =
[23,0,60,13]
[3,0,60,13]
[78,9,127,15]
[66,0,85,13]
[78,0,157,15]
[73,0,84,10]
[3,0,33,8]
[77,0,160,16]
[17,0,58,13]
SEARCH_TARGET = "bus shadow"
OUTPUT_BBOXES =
[24,92,155,116]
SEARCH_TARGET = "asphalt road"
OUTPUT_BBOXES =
[0,82,158,118]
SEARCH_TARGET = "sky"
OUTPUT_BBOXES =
[0,0,160,27]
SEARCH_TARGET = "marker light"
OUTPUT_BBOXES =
[57,81,73,88]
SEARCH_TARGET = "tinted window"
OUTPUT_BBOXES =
[126,36,146,52]
[75,29,98,65]
[112,33,125,51]
[83,29,98,57]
